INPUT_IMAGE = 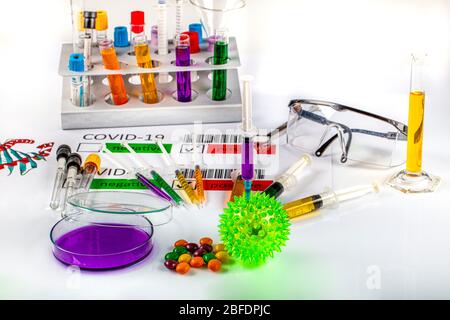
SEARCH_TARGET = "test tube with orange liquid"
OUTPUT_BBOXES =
[99,39,128,106]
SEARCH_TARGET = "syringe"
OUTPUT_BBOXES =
[79,154,101,191]
[61,153,83,212]
[262,154,311,199]
[283,182,380,220]
[102,145,173,204]
[49,145,71,210]
[240,75,256,200]
[157,0,170,83]
[156,138,199,206]
[151,170,184,206]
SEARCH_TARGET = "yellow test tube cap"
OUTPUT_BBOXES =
[83,154,101,171]
[77,11,84,31]
[96,11,108,31]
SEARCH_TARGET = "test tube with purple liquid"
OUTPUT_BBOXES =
[175,34,192,102]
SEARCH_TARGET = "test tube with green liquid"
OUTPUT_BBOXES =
[212,29,229,101]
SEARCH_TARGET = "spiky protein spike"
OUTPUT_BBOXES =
[218,192,291,265]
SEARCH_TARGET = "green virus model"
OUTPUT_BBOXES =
[218,192,291,265]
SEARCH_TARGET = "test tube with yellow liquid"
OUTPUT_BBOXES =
[134,35,160,104]
[388,54,440,193]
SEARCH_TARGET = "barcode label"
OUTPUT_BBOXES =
[179,168,266,180]
[183,134,243,144]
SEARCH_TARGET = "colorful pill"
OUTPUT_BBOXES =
[174,239,188,247]
[186,243,199,253]
[190,256,205,268]
[174,246,189,255]
[199,237,213,246]
[164,259,178,270]
[165,252,179,261]
[201,244,213,253]
[176,262,190,275]
[203,252,216,264]
[213,244,225,253]
[215,251,229,262]
[207,259,222,272]
[193,248,206,257]
[178,253,192,264]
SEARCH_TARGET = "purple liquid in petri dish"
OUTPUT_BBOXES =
[175,45,192,102]
[53,224,153,270]
[241,137,254,181]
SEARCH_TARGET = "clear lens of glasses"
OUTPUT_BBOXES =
[287,102,406,168]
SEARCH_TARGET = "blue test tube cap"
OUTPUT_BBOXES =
[68,53,85,72]
[114,26,129,47]
[189,23,203,43]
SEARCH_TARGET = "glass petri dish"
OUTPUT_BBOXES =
[50,191,172,270]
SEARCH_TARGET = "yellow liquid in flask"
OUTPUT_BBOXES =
[406,91,425,174]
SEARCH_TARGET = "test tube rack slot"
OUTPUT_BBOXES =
[59,37,242,130]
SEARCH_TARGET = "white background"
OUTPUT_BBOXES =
[0,0,449,299]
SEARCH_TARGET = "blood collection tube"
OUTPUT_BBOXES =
[50,145,71,210]
[212,29,229,101]
[79,154,101,191]
[175,33,192,102]
[68,53,91,107]
[61,153,82,212]
[83,11,97,70]
[95,11,108,44]
[130,11,145,52]
[263,154,311,199]
[76,11,84,49]
[99,39,129,106]
[134,35,159,104]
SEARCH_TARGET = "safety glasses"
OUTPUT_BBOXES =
[267,99,408,167]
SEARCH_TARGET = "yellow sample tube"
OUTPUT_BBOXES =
[406,91,424,174]
[134,36,159,104]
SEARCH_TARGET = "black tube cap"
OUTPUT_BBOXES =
[66,153,82,172]
[83,11,97,29]
[56,144,71,161]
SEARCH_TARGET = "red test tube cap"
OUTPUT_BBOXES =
[131,11,145,34]
[182,31,200,53]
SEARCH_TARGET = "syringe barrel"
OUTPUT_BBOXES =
[276,154,311,191]
[241,137,254,181]
[157,2,168,55]
[241,75,254,133]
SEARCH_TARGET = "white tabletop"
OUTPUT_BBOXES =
[0,0,449,299]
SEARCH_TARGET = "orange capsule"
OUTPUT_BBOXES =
[199,237,213,246]
[190,256,205,268]
[176,262,190,275]
[174,239,188,248]
[207,259,222,272]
